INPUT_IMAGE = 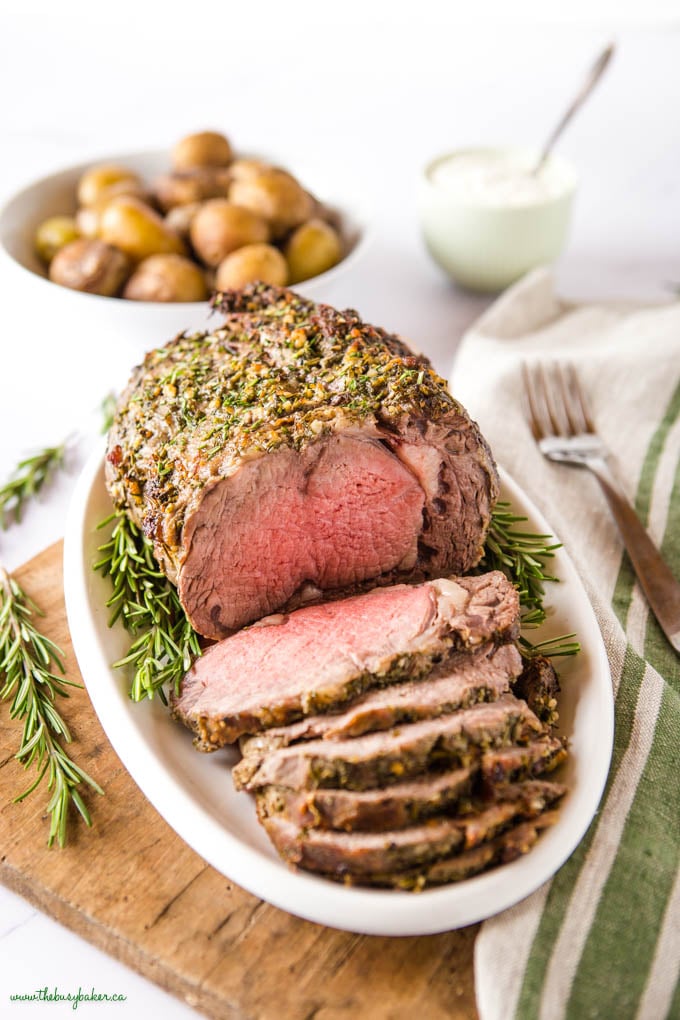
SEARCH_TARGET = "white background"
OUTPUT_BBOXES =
[0,2,678,1017]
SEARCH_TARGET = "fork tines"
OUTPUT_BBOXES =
[522,362,595,441]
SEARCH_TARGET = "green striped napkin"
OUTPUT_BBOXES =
[452,269,680,1020]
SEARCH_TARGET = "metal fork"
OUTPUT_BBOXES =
[523,362,680,654]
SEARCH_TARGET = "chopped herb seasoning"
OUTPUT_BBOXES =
[106,284,459,550]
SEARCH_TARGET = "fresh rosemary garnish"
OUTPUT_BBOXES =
[519,632,581,659]
[0,444,66,529]
[480,501,559,622]
[481,501,580,657]
[94,511,202,702]
[101,392,117,435]
[0,567,103,846]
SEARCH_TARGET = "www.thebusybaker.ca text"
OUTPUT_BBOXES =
[9,986,127,1009]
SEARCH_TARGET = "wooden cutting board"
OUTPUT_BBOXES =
[0,542,479,1020]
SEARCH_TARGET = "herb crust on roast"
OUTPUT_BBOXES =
[106,284,499,639]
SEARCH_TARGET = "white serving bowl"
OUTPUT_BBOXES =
[0,149,369,366]
[418,146,577,293]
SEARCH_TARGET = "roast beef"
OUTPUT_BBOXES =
[258,785,563,877]
[173,572,520,749]
[359,813,561,889]
[255,776,566,833]
[255,769,475,832]
[512,654,561,726]
[239,641,522,755]
[106,284,499,638]
[481,735,568,784]
[233,695,544,792]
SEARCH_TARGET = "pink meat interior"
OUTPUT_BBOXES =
[178,581,437,718]
[179,433,425,637]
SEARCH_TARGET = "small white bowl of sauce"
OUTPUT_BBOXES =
[418,147,577,292]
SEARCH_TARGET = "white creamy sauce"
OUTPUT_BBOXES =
[429,151,568,206]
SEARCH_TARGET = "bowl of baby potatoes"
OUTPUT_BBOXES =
[0,130,367,359]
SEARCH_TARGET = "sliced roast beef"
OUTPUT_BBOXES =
[255,768,475,832]
[255,775,565,834]
[484,778,567,810]
[239,641,522,756]
[260,812,465,876]
[360,813,560,889]
[480,736,568,784]
[258,788,562,877]
[233,695,544,792]
[173,573,520,749]
[454,782,565,849]
[106,284,499,638]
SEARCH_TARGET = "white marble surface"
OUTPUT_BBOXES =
[0,4,678,1017]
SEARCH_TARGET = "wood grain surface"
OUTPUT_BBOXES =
[0,542,479,1020]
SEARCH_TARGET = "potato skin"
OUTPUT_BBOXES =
[122,254,208,303]
[229,169,314,238]
[48,239,131,296]
[77,164,140,207]
[100,196,186,262]
[173,131,233,170]
[35,216,80,263]
[285,218,343,283]
[228,158,272,182]
[190,200,270,267]
[75,180,149,239]
[164,202,202,240]
[152,168,231,212]
[215,243,288,289]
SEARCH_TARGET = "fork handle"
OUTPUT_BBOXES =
[587,458,680,652]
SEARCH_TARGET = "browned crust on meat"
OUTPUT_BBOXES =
[105,284,499,619]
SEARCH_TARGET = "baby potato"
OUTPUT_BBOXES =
[123,254,208,303]
[48,239,131,296]
[229,169,314,238]
[77,164,141,207]
[164,202,203,240]
[190,200,270,267]
[285,218,343,283]
[152,168,231,212]
[34,216,80,264]
[215,243,288,290]
[76,180,149,239]
[229,158,272,182]
[173,131,233,170]
[100,196,186,262]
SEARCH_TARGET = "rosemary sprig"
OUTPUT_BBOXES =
[519,632,581,659]
[100,392,117,435]
[94,511,202,701]
[0,566,103,846]
[480,501,560,622]
[480,501,580,657]
[0,444,66,529]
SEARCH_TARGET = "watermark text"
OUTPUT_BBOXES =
[9,986,127,1010]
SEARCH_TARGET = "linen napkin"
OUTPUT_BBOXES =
[451,269,680,1020]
